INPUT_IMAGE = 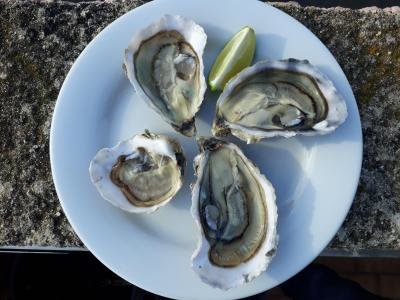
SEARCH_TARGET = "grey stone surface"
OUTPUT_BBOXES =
[0,1,399,253]
[271,1,400,253]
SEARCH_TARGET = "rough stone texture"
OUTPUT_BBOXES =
[0,0,146,247]
[271,2,400,253]
[0,1,399,252]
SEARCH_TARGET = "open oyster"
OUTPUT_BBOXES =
[191,137,277,289]
[212,59,348,143]
[89,131,185,213]
[124,15,207,137]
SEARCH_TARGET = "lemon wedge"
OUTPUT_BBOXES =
[208,26,256,91]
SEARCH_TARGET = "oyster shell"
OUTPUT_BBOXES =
[212,59,348,143]
[124,15,207,137]
[191,137,277,289]
[89,131,185,213]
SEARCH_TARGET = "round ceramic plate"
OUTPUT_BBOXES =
[50,0,362,299]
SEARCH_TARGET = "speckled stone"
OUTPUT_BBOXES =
[271,1,400,254]
[0,1,399,253]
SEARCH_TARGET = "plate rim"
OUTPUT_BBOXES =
[50,0,363,299]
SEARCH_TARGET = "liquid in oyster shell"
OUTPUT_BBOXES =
[191,137,278,289]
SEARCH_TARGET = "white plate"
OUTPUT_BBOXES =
[50,0,362,299]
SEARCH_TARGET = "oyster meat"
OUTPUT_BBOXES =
[191,137,277,289]
[212,59,348,143]
[124,15,207,137]
[89,131,185,213]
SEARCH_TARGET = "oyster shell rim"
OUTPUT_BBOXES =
[124,14,207,136]
[89,131,185,214]
[212,59,348,143]
[190,137,278,290]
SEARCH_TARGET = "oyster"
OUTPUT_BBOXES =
[89,131,185,213]
[212,59,348,143]
[124,15,207,137]
[191,137,277,289]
